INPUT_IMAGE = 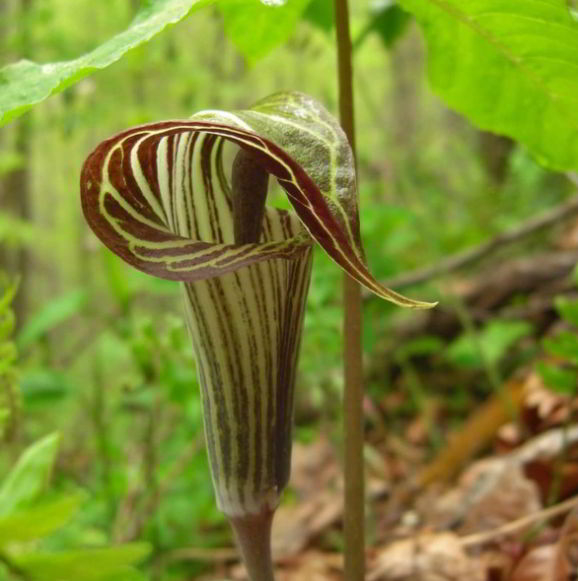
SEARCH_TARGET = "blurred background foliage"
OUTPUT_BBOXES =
[0,0,576,579]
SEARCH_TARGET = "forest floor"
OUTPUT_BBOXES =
[208,373,578,581]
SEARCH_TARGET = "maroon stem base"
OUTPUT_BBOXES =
[229,508,275,581]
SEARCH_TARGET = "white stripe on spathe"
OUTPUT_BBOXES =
[181,137,312,515]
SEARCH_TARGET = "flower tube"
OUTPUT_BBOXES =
[80,92,433,580]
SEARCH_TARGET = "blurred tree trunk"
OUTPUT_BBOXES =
[0,0,32,328]
[391,25,422,154]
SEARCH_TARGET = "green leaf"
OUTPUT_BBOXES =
[0,0,212,127]
[81,91,434,308]
[398,0,578,171]
[0,433,60,517]
[396,336,445,360]
[544,331,578,366]
[355,0,412,50]
[303,0,334,32]
[447,319,532,369]
[17,289,88,349]
[219,0,311,64]
[555,296,578,328]
[14,544,151,581]
[20,370,71,405]
[0,494,84,546]
[537,361,577,396]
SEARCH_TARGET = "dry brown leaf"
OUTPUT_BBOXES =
[525,459,578,502]
[290,436,338,495]
[230,550,341,581]
[479,549,516,580]
[554,506,578,580]
[556,217,578,250]
[272,436,392,560]
[496,423,524,453]
[423,459,541,535]
[459,462,542,534]
[276,551,342,581]
[510,545,557,581]
[419,371,577,490]
[368,533,484,581]
[270,437,342,559]
[272,490,342,559]
[522,372,570,432]
[515,426,578,465]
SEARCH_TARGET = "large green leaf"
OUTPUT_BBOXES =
[0,494,84,546]
[354,1,412,50]
[303,0,334,32]
[399,0,578,170]
[13,544,150,581]
[17,289,88,349]
[219,0,311,64]
[0,0,212,127]
[0,433,60,517]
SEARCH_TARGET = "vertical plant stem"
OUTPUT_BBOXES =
[229,510,275,581]
[334,1,365,579]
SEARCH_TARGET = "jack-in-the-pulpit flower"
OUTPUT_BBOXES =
[81,92,433,580]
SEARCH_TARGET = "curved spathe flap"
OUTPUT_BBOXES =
[81,93,435,308]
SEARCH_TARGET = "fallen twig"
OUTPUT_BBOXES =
[365,192,578,296]
[460,495,578,547]
[418,375,527,487]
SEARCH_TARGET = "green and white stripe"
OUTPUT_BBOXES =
[184,237,312,516]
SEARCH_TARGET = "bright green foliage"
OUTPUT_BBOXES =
[13,545,150,581]
[303,0,334,32]
[0,0,212,127]
[538,294,578,395]
[219,0,311,64]
[0,435,150,580]
[446,319,532,369]
[399,0,578,171]
[544,330,578,366]
[537,361,576,395]
[1,1,577,578]
[17,289,88,349]
[554,295,578,328]
[0,494,85,545]
[0,433,60,516]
